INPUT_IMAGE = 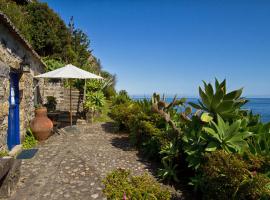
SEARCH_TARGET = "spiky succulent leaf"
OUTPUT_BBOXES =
[191,79,247,121]
[201,113,213,123]
[224,88,243,100]
[189,102,202,110]
[199,87,211,108]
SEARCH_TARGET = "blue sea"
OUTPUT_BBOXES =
[133,97,270,123]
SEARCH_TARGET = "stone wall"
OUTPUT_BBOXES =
[43,81,84,113]
[0,21,44,151]
[19,73,44,139]
[0,62,10,151]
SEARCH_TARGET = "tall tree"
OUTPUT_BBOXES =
[26,2,70,57]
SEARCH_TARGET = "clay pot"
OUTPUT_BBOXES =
[30,107,53,141]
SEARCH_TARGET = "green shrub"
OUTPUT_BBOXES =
[158,140,181,183]
[130,115,162,145]
[140,136,162,160]
[45,96,57,111]
[198,151,270,200]
[248,122,270,157]
[43,58,65,72]
[109,102,140,131]
[103,86,116,100]
[0,150,8,157]
[103,169,171,200]
[23,129,37,149]
[84,91,106,113]
[112,90,131,106]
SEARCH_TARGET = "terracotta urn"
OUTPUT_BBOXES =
[30,107,53,141]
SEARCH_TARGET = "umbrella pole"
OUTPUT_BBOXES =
[70,79,72,126]
[83,79,86,104]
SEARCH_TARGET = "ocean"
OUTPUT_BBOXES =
[132,97,270,123]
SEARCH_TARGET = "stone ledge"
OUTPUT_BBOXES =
[8,145,22,158]
[0,157,21,199]
[0,157,13,180]
[0,157,21,198]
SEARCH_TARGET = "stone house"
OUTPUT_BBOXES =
[0,12,45,151]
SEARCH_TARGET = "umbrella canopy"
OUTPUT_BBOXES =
[35,64,103,127]
[35,64,103,79]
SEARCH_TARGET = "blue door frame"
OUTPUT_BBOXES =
[7,72,20,150]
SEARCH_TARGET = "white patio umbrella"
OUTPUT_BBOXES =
[35,64,103,126]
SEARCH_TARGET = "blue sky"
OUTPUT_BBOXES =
[43,0,270,97]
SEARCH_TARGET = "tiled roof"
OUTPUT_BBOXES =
[0,12,46,68]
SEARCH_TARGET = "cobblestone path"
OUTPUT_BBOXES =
[8,123,156,200]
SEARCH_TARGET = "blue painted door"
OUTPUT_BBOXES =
[7,72,20,150]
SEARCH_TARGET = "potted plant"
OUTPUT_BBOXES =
[30,104,53,141]
[45,96,57,112]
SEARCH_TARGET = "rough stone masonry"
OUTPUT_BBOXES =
[0,12,45,151]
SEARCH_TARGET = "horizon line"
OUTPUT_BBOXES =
[129,94,270,98]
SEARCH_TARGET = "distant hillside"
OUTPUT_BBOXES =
[0,0,114,82]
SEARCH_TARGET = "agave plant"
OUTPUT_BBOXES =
[203,115,252,153]
[189,79,248,121]
[84,91,106,120]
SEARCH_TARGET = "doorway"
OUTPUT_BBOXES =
[7,72,20,150]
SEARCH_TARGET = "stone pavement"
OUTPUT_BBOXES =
[7,123,157,200]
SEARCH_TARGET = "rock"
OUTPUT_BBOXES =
[80,172,86,176]
[91,193,99,199]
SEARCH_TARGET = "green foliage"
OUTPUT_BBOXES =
[71,28,91,66]
[0,0,32,41]
[112,90,131,106]
[109,96,167,160]
[45,96,57,111]
[158,160,179,183]
[84,91,105,112]
[248,123,270,157]
[130,114,164,157]
[0,150,8,157]
[189,79,248,121]
[26,2,70,58]
[182,114,252,169]
[202,115,252,153]
[0,1,115,92]
[140,136,162,160]
[158,140,180,183]
[23,128,37,149]
[109,79,270,198]
[85,79,106,92]
[43,58,65,72]
[103,169,171,200]
[109,102,139,131]
[103,86,116,100]
[181,114,209,169]
[92,100,113,123]
[198,151,270,200]
[80,78,115,100]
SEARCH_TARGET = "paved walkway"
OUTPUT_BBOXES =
[8,123,156,200]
